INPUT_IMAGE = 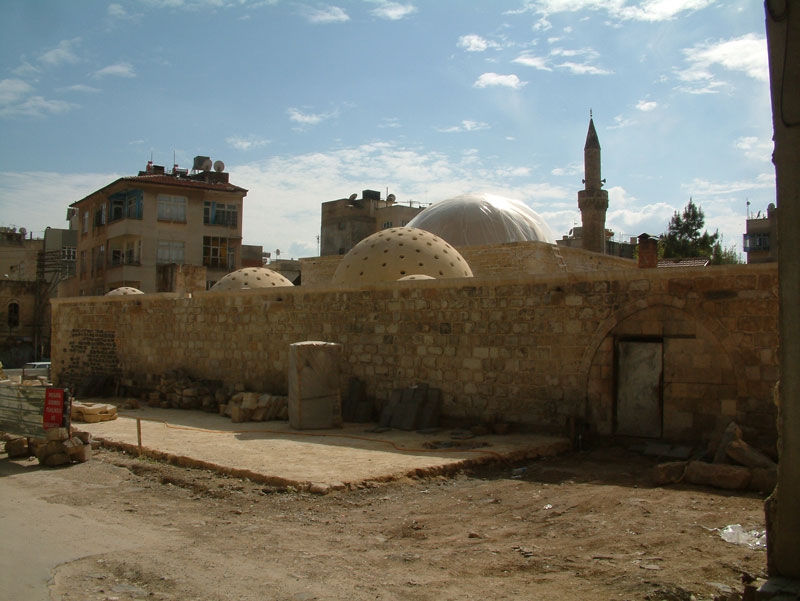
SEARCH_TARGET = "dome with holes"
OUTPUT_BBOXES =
[105,286,144,296]
[407,193,554,247]
[331,227,473,285]
[210,267,294,291]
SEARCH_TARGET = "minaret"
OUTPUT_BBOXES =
[578,112,609,253]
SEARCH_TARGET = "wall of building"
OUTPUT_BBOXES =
[300,241,637,287]
[50,262,778,449]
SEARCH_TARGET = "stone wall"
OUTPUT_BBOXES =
[50,263,779,448]
[300,240,637,287]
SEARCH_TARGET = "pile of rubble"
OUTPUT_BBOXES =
[220,392,289,423]
[652,422,777,493]
[3,427,96,467]
[120,370,290,425]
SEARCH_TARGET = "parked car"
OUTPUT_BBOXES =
[22,361,51,381]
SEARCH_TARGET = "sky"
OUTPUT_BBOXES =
[0,0,774,260]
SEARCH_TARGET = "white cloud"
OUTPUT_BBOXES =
[676,34,769,93]
[458,34,496,52]
[557,62,612,75]
[62,84,101,94]
[300,5,349,23]
[226,135,269,151]
[684,173,775,197]
[473,72,526,89]
[512,52,551,71]
[93,62,136,78]
[0,79,76,118]
[287,107,337,128]
[0,79,34,105]
[39,38,82,67]
[636,99,658,112]
[436,120,490,133]
[529,0,716,22]
[551,162,582,177]
[370,2,417,20]
[735,136,772,162]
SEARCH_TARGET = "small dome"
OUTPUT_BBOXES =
[106,286,144,296]
[407,193,554,247]
[210,267,294,291]
[332,227,473,286]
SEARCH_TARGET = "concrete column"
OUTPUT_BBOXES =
[765,0,800,580]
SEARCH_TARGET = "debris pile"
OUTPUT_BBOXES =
[652,422,777,493]
[145,370,223,412]
[220,392,288,423]
[3,427,96,467]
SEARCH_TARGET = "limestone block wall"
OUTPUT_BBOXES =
[50,264,779,447]
[300,241,637,287]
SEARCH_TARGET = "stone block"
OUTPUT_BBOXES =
[46,427,70,442]
[726,439,777,470]
[42,452,71,467]
[750,467,777,494]
[651,461,687,485]
[4,437,29,458]
[685,460,751,490]
[288,341,342,430]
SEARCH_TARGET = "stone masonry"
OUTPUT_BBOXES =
[50,259,779,450]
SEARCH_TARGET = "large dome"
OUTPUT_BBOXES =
[210,267,294,291]
[332,227,473,285]
[407,193,554,247]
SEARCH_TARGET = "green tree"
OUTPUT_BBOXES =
[660,198,719,259]
[710,239,743,265]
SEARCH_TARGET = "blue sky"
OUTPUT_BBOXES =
[0,0,773,260]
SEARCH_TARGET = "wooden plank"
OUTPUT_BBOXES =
[0,385,48,438]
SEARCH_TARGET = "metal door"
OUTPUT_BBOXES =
[615,340,663,438]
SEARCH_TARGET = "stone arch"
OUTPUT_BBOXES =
[579,295,746,440]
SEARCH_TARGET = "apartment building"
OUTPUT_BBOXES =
[66,158,247,295]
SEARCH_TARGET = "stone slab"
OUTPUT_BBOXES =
[75,404,571,491]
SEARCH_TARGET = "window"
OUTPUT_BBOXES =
[79,250,87,278]
[94,204,106,227]
[62,246,76,261]
[92,244,105,274]
[82,211,89,234]
[203,236,236,269]
[204,201,238,227]
[743,233,770,252]
[383,221,392,229]
[7,302,19,328]
[109,190,143,222]
[157,194,187,222]
[157,240,185,264]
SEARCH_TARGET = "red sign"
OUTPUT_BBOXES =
[43,388,65,429]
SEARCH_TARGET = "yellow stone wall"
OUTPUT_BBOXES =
[50,262,779,447]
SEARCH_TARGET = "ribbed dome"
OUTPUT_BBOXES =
[106,286,144,295]
[210,267,294,291]
[332,227,473,285]
[407,193,554,247]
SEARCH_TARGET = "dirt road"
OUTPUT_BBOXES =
[3,445,766,601]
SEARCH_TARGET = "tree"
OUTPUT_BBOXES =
[660,198,719,259]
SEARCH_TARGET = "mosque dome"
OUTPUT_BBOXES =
[406,193,554,247]
[106,286,144,296]
[210,267,294,291]
[331,227,473,286]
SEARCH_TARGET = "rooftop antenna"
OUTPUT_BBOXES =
[590,108,593,119]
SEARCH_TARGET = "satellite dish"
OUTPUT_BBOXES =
[202,158,213,171]
[349,193,358,201]
[387,194,396,204]
[19,227,27,237]
[213,160,225,172]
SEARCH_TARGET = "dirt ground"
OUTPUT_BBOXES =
[26,443,768,601]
